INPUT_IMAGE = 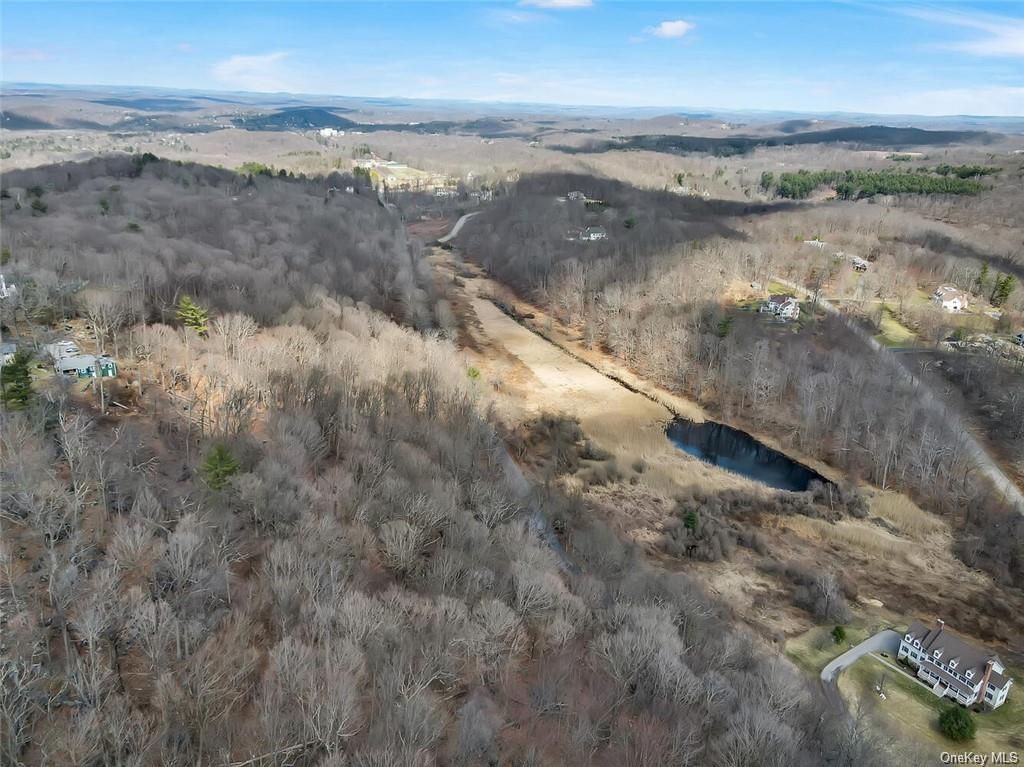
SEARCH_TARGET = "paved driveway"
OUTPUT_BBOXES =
[820,628,902,711]
[438,211,480,244]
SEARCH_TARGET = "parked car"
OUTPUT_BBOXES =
[1015,332,1024,346]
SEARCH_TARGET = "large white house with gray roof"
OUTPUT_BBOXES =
[897,618,1012,709]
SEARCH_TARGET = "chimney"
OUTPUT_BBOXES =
[978,660,994,707]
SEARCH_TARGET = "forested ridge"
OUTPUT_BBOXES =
[0,159,898,765]
[554,125,998,158]
[1,156,438,328]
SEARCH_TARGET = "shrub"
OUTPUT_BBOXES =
[831,625,846,644]
[202,444,239,490]
[938,705,976,742]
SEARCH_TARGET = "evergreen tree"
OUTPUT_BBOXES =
[974,263,989,296]
[202,444,239,490]
[176,295,210,336]
[1,349,34,409]
[991,274,1016,307]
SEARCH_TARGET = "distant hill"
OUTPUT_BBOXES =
[233,107,359,130]
[1,111,55,129]
[91,97,204,112]
[555,124,1001,157]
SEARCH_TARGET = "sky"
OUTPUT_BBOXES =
[2,1,1023,116]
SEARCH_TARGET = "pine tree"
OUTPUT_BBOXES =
[974,263,989,296]
[991,274,1016,307]
[202,444,239,490]
[1,350,33,409]
[176,295,209,336]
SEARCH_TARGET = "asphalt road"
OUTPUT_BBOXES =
[820,628,903,711]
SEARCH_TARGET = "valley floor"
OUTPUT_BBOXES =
[432,242,1024,753]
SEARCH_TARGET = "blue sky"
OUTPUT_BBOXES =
[2,1,1023,115]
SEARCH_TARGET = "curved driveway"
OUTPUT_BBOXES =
[438,211,480,244]
[820,628,902,711]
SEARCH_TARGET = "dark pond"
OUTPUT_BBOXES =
[666,418,825,492]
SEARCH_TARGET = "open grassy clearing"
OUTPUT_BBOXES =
[875,306,918,346]
[869,491,947,540]
[782,515,918,562]
[840,654,1024,757]
[784,624,873,677]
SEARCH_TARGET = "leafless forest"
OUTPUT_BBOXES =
[458,173,1024,586]
[0,159,914,765]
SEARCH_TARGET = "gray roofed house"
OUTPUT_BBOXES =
[897,618,1013,709]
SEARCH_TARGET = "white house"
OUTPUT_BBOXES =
[850,256,870,272]
[580,226,608,241]
[932,285,969,313]
[760,294,801,320]
[566,191,587,201]
[803,239,827,249]
[0,342,16,365]
[898,619,1013,710]
[0,274,16,300]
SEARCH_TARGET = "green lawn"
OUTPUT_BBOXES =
[875,307,917,347]
[784,624,871,676]
[840,655,1024,756]
[787,624,1023,756]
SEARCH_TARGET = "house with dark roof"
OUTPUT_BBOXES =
[897,618,1012,709]
[759,294,801,321]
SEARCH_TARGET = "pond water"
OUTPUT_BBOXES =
[666,418,825,492]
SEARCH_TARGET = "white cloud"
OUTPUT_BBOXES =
[904,8,1024,57]
[211,52,294,92]
[1,48,54,62]
[520,0,592,8]
[648,20,695,39]
[485,9,546,25]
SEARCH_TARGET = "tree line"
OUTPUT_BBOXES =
[761,168,988,200]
